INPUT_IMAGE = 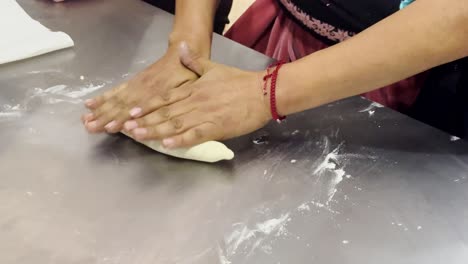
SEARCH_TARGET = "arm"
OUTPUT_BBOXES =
[82,0,220,133]
[119,0,468,148]
[277,0,468,115]
[169,0,219,57]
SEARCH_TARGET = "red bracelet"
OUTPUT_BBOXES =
[263,61,286,123]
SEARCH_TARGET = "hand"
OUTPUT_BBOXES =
[123,42,271,148]
[82,44,199,133]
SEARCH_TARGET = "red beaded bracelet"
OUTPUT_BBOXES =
[263,61,286,123]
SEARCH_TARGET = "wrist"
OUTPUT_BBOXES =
[259,61,288,122]
[275,63,292,116]
[168,31,212,58]
[255,70,272,123]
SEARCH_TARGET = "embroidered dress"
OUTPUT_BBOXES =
[225,0,424,110]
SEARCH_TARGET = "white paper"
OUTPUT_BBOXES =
[0,0,74,64]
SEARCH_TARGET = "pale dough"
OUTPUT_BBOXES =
[122,132,234,163]
[0,0,74,65]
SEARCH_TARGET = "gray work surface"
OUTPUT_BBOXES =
[1,0,468,263]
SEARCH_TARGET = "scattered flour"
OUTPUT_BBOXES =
[0,111,22,118]
[359,102,384,117]
[218,246,231,264]
[1,83,106,121]
[297,200,340,215]
[223,213,290,260]
[297,203,310,212]
[313,140,350,205]
[0,104,23,119]
[33,83,105,100]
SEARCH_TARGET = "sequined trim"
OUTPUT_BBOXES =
[278,0,355,42]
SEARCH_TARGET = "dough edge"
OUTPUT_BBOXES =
[121,132,234,163]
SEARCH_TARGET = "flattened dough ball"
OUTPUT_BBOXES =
[121,132,234,163]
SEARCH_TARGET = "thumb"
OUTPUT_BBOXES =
[179,42,213,76]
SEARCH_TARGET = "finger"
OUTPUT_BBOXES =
[162,122,221,149]
[85,105,122,133]
[81,112,95,123]
[127,85,192,119]
[85,83,127,110]
[179,42,214,76]
[124,100,194,132]
[131,111,202,140]
[87,97,137,133]
[103,110,131,133]
[85,90,132,133]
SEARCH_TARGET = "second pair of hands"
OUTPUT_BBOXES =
[82,42,271,149]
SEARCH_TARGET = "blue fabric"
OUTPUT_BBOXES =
[400,0,415,9]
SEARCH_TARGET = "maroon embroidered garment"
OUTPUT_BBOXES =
[225,0,427,111]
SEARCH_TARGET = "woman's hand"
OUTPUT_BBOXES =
[82,44,199,134]
[123,43,271,148]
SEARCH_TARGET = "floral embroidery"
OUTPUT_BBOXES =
[278,0,355,43]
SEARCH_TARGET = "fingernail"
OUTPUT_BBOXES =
[105,120,117,131]
[85,99,95,107]
[129,107,142,117]
[162,138,176,148]
[133,128,147,139]
[124,120,138,131]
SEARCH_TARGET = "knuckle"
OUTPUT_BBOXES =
[102,109,119,121]
[148,79,163,92]
[113,96,126,107]
[146,96,160,109]
[160,91,171,102]
[94,103,111,117]
[126,96,139,107]
[159,106,171,119]
[170,118,183,130]
[193,128,203,140]
[138,116,149,127]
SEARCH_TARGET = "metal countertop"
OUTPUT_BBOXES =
[1,0,467,263]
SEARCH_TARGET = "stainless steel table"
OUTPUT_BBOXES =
[1,1,468,263]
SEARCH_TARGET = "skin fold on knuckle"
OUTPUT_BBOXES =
[159,106,171,120]
[159,91,171,102]
[170,118,184,131]
[191,127,204,140]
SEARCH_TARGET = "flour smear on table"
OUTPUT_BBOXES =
[359,101,384,117]
[0,83,106,120]
[219,213,291,263]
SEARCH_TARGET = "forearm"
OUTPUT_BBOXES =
[170,0,219,58]
[277,0,468,115]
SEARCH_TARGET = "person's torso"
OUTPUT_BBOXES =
[278,0,401,40]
